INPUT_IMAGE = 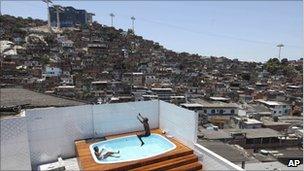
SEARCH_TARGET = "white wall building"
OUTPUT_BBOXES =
[43,66,62,77]
[145,75,158,85]
[122,72,144,86]
[256,100,291,116]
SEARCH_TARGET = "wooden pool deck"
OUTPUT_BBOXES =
[75,129,203,171]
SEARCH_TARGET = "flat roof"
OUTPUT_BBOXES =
[56,85,75,89]
[142,95,158,98]
[170,96,185,99]
[244,118,263,125]
[180,103,203,108]
[151,88,173,91]
[91,80,108,84]
[199,129,232,140]
[0,88,86,108]
[197,140,248,163]
[210,97,230,101]
[262,119,291,126]
[256,99,288,106]
[277,148,303,159]
[124,72,143,75]
[224,128,283,139]
[191,99,239,108]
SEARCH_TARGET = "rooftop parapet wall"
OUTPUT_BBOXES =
[92,100,159,137]
[159,101,198,148]
[1,100,243,171]
[0,113,32,170]
[23,100,159,168]
[25,105,93,168]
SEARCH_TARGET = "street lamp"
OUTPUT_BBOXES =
[53,5,64,28]
[131,16,135,32]
[277,44,284,60]
[110,13,115,27]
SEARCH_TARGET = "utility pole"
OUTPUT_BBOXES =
[277,44,284,60]
[110,13,115,27]
[53,5,64,28]
[42,0,53,30]
[131,16,135,33]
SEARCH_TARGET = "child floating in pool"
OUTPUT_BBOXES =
[94,146,120,160]
[137,113,151,146]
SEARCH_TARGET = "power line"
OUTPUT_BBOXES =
[134,16,302,49]
[114,13,301,49]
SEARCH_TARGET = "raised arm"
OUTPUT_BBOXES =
[137,115,143,123]
[138,113,145,120]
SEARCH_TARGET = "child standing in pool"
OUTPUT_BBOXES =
[137,113,151,146]
[94,146,120,160]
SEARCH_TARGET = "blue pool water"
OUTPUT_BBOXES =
[89,134,176,164]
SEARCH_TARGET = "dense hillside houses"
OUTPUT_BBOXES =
[0,13,302,109]
[0,11,303,170]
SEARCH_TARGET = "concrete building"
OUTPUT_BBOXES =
[180,103,203,112]
[43,66,62,77]
[122,72,144,86]
[145,75,158,85]
[190,98,239,116]
[170,95,186,105]
[151,88,174,102]
[256,99,291,116]
[54,85,76,97]
[240,118,263,129]
[49,5,93,27]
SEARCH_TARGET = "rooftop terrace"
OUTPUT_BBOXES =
[1,100,244,171]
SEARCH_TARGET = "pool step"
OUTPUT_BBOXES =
[108,149,194,170]
[168,161,203,171]
[130,154,199,171]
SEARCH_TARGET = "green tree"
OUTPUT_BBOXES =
[281,58,288,66]
[265,58,281,74]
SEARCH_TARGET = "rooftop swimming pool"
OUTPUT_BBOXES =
[89,133,176,164]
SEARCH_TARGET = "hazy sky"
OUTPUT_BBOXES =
[1,0,303,62]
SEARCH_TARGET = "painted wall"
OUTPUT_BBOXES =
[159,101,198,148]
[1,114,32,170]
[204,108,238,115]
[25,100,159,168]
[26,105,93,168]
[92,100,159,136]
[272,105,290,116]
[1,100,243,171]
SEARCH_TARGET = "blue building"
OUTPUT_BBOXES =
[49,5,93,27]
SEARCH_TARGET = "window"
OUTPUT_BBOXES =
[219,110,224,114]
[204,110,207,113]
[274,111,276,114]
[262,138,270,144]
[279,111,281,114]
[211,109,215,114]
[231,109,235,114]
[246,139,253,144]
